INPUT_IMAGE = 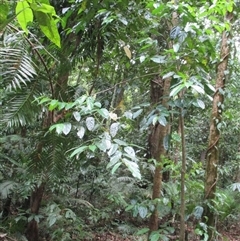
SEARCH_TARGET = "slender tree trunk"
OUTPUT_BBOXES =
[148,76,171,232]
[203,10,233,241]
[179,106,186,241]
[148,9,178,236]
[25,183,45,241]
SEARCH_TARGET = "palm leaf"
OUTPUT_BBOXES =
[0,28,37,90]
[2,82,41,128]
[27,131,72,180]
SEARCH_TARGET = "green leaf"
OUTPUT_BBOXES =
[197,99,205,109]
[97,108,109,118]
[149,231,160,241]
[86,117,95,131]
[89,145,97,152]
[16,0,33,33]
[0,2,9,23]
[34,11,61,47]
[30,3,55,14]
[170,84,184,97]
[111,162,122,174]
[192,85,205,95]
[70,146,88,158]
[62,123,71,135]
[158,115,167,126]
[49,216,57,227]
[122,159,141,179]
[49,123,64,134]
[150,55,166,63]
[113,139,128,146]
[0,181,16,199]
[162,71,175,80]
[193,206,204,219]
[124,146,135,159]
[138,206,148,219]
[38,97,51,104]
[136,228,149,235]
[132,109,143,119]
[75,95,87,106]
[110,123,119,137]
[139,55,146,63]
[107,144,119,157]
[49,99,59,111]
[77,126,85,139]
[173,43,180,52]
[86,97,94,110]
[73,111,81,121]
[107,151,122,169]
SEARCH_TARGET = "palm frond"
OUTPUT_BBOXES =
[27,131,72,180]
[1,81,42,128]
[0,28,37,90]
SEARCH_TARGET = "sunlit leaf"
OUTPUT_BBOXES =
[197,99,205,109]
[138,206,148,219]
[34,11,61,47]
[107,151,122,169]
[70,146,88,158]
[97,108,109,118]
[113,139,128,146]
[110,123,119,137]
[170,84,184,97]
[111,162,122,174]
[86,117,95,131]
[133,109,143,119]
[73,111,81,121]
[107,144,119,156]
[173,43,180,52]
[192,85,205,94]
[123,46,131,59]
[16,0,33,33]
[162,71,175,80]
[89,145,97,152]
[122,158,141,179]
[150,55,166,63]
[77,126,85,139]
[62,123,71,135]
[124,146,135,159]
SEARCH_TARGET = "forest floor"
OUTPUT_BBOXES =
[1,221,239,241]
[81,222,240,241]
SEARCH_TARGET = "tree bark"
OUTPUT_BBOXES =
[203,10,233,241]
[25,183,45,241]
[148,76,171,232]
[179,106,186,241]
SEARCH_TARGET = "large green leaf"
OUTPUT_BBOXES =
[15,0,33,33]
[34,11,61,47]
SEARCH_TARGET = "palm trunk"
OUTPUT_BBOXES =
[25,183,45,241]
[203,10,233,241]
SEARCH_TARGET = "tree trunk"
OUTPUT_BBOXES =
[203,10,233,241]
[179,106,186,241]
[148,76,171,232]
[25,183,45,241]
